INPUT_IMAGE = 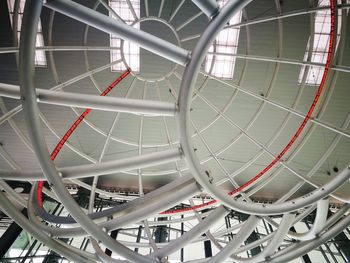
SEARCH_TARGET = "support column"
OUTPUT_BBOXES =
[301,252,312,263]
[204,238,212,258]
[180,214,184,262]
[134,226,143,253]
[0,208,27,259]
[155,217,168,243]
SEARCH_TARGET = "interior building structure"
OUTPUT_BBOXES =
[0,0,349,262]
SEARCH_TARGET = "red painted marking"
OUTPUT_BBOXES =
[37,69,130,207]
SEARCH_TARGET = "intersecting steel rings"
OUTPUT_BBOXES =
[0,0,347,262]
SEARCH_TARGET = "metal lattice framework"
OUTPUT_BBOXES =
[0,0,349,262]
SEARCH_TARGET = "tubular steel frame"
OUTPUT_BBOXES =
[0,0,349,262]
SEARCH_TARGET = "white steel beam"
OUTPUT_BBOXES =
[0,83,177,116]
[0,148,183,181]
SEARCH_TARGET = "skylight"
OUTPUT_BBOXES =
[109,0,140,72]
[7,0,47,67]
[298,0,341,85]
[205,0,242,79]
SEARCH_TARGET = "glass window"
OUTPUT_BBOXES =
[298,0,342,85]
[7,0,47,67]
[205,0,242,79]
[109,0,140,72]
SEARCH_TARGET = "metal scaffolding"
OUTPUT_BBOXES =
[0,0,349,262]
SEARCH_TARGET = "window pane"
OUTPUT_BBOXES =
[109,0,140,72]
[298,0,341,85]
[7,0,47,67]
[204,0,242,79]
